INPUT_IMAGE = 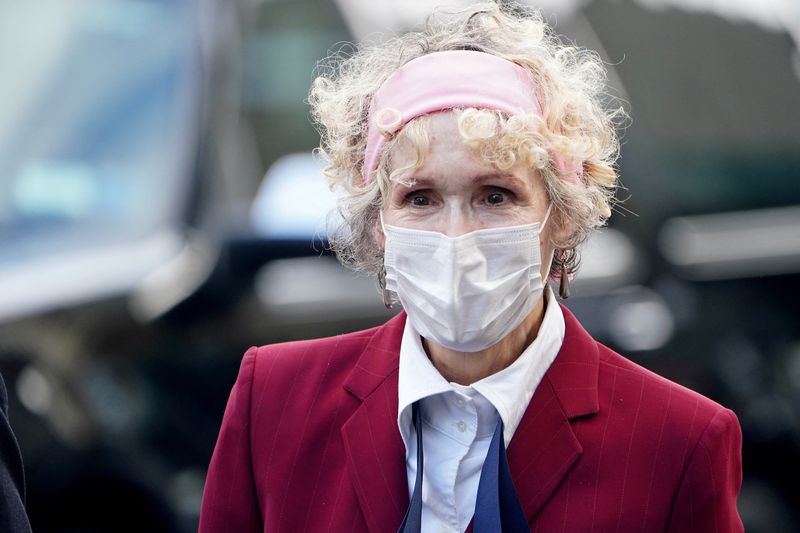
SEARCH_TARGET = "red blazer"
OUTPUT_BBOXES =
[199,306,743,532]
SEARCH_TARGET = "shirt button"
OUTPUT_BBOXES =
[455,397,465,407]
[456,420,467,432]
[438,525,451,533]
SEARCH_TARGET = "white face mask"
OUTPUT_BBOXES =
[382,205,551,352]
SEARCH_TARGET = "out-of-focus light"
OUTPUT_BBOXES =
[16,365,52,416]
[13,160,99,219]
[659,205,800,280]
[250,153,340,239]
[128,233,216,322]
[255,256,389,322]
[80,0,164,38]
[168,468,206,519]
[608,293,675,352]
[335,0,472,40]
[635,0,800,37]
[785,342,800,391]
[334,0,588,41]
[334,0,799,44]
[574,228,642,294]
[0,231,183,322]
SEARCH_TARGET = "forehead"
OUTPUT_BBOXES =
[388,111,542,189]
[389,112,477,169]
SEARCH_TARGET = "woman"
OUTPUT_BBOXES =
[199,3,743,532]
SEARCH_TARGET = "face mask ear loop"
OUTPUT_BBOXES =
[540,203,553,230]
[379,211,387,234]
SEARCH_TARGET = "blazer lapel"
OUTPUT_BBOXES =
[341,312,409,533]
[506,304,601,522]
[339,305,601,530]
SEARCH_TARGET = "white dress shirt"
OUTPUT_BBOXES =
[397,286,566,532]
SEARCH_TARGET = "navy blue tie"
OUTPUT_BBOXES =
[398,403,529,533]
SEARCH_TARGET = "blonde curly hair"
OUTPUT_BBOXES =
[308,1,626,290]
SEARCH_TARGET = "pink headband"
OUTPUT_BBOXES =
[362,50,581,185]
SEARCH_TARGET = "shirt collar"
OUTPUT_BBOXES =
[397,286,566,449]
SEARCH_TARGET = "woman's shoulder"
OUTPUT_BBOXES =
[559,304,734,429]
[245,325,382,379]
[594,342,738,439]
[240,313,405,395]
[250,325,379,361]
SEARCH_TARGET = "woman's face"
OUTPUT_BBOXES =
[378,112,556,279]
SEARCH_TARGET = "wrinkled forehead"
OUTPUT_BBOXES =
[383,112,482,178]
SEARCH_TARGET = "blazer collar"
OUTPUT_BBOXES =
[343,311,407,401]
[547,303,600,419]
[505,303,600,523]
[341,305,601,531]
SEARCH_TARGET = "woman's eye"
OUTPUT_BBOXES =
[409,194,430,206]
[486,192,506,205]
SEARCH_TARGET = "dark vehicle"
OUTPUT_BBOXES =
[0,1,798,532]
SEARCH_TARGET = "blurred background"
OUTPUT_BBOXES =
[0,0,798,531]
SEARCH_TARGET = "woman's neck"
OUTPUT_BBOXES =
[423,295,547,385]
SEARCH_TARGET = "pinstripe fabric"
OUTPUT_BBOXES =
[199,306,743,533]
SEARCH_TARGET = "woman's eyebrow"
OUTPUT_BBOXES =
[472,173,527,188]
[392,176,435,191]
[391,173,527,191]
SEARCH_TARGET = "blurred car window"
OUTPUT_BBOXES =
[0,0,199,266]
